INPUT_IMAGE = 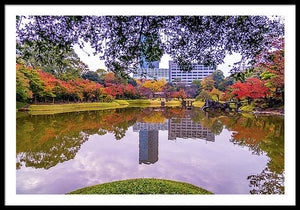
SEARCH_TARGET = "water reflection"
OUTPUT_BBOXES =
[16,107,284,194]
[133,121,167,164]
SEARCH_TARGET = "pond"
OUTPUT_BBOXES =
[16,107,284,194]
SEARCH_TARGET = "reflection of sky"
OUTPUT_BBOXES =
[16,127,268,194]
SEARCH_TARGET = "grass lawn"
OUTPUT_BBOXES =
[67,178,213,194]
[192,101,205,107]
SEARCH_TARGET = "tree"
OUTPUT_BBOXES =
[170,89,187,100]
[17,65,45,103]
[201,75,215,91]
[16,40,89,80]
[218,77,234,92]
[190,79,202,95]
[95,68,107,80]
[211,69,225,90]
[81,70,102,84]
[104,72,118,85]
[230,78,269,103]
[141,78,167,96]
[16,65,33,102]
[196,90,212,101]
[258,49,284,102]
[209,88,223,101]
[17,15,284,76]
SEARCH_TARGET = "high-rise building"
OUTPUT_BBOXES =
[140,59,160,69]
[133,60,215,84]
[132,68,169,82]
[168,61,215,85]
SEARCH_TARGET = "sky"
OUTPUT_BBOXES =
[73,42,242,77]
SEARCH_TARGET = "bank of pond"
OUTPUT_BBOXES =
[17,98,283,116]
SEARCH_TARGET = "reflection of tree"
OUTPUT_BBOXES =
[223,114,284,173]
[17,107,285,195]
[247,166,284,194]
[17,132,89,169]
[219,112,284,194]
[140,111,166,124]
[16,108,140,169]
[189,109,284,194]
[190,109,224,135]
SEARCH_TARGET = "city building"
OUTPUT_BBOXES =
[168,61,215,85]
[132,60,215,85]
[140,60,160,69]
[132,68,169,82]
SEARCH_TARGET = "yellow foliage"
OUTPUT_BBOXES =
[141,78,167,93]
[141,111,166,123]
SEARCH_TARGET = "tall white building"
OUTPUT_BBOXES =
[168,61,215,85]
[132,60,215,84]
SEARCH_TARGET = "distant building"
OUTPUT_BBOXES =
[133,68,169,82]
[140,60,160,69]
[133,60,215,84]
[168,61,215,85]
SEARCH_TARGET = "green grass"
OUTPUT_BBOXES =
[126,99,152,104]
[113,100,130,105]
[28,102,120,110]
[27,101,125,115]
[67,178,213,194]
[165,100,181,106]
[192,101,205,107]
[23,99,182,115]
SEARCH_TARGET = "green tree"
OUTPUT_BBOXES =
[211,69,225,90]
[16,40,89,81]
[218,77,234,92]
[201,75,215,91]
[16,67,32,102]
[81,71,102,84]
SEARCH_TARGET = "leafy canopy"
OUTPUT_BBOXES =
[17,15,284,76]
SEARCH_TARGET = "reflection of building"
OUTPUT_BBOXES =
[133,116,215,164]
[168,117,215,142]
[133,121,168,164]
[139,130,158,164]
[133,121,168,132]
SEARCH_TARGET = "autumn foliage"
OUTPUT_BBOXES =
[230,78,269,101]
[16,64,142,103]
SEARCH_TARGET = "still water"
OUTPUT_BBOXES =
[16,107,284,194]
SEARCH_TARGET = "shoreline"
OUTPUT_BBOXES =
[18,99,182,115]
[17,100,284,116]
